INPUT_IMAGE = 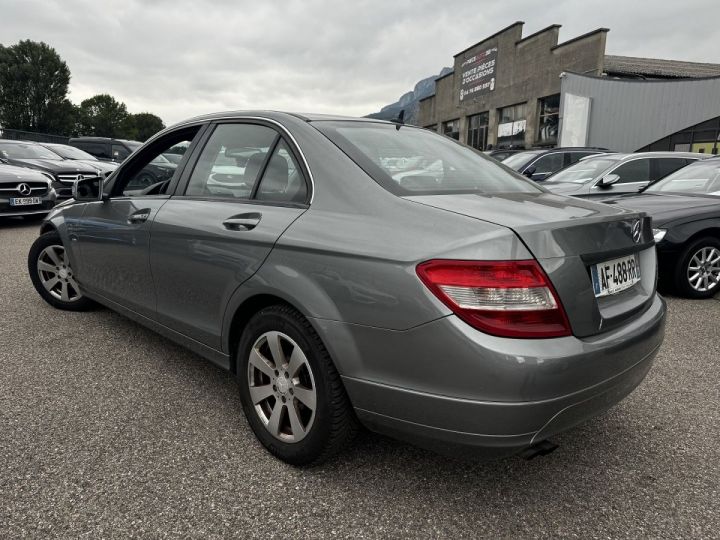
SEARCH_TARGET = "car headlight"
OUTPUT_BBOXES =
[653,228,667,242]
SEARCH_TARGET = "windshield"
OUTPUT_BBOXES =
[46,144,98,160]
[151,154,171,164]
[501,151,542,171]
[0,142,63,160]
[315,122,540,195]
[646,160,720,195]
[545,157,619,184]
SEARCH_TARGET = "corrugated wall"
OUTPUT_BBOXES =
[559,73,720,152]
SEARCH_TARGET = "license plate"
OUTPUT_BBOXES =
[591,254,641,297]
[9,197,41,206]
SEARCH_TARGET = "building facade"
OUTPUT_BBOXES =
[418,21,720,153]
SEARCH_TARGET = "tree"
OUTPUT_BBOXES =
[0,40,72,134]
[125,112,165,141]
[77,94,129,137]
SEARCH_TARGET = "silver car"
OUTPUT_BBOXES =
[28,112,666,465]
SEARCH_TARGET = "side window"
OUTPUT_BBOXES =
[652,158,689,181]
[112,144,131,162]
[612,159,651,184]
[531,153,564,175]
[114,127,201,196]
[256,140,308,203]
[569,152,595,165]
[185,123,278,199]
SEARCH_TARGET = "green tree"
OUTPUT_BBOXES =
[0,40,72,134]
[78,94,129,137]
[127,112,165,141]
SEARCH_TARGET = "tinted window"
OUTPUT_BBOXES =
[647,160,720,195]
[185,123,278,199]
[568,151,598,165]
[531,153,565,175]
[612,159,651,184]
[256,141,308,203]
[652,158,690,181]
[77,142,111,160]
[112,144,132,161]
[316,122,541,195]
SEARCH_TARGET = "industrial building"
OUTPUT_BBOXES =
[418,22,720,153]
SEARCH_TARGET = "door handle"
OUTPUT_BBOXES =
[223,212,262,231]
[128,209,151,224]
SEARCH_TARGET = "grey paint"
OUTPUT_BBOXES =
[39,111,666,457]
[560,72,720,152]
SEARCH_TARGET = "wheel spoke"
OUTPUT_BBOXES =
[60,281,70,301]
[287,402,305,438]
[266,399,284,436]
[249,384,274,405]
[43,276,60,291]
[249,347,275,378]
[287,346,306,378]
[293,386,316,411]
[37,260,56,273]
[45,246,63,266]
[266,331,286,369]
[67,277,81,296]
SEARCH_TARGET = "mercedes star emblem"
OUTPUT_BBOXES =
[17,183,32,196]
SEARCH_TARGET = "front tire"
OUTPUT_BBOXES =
[674,236,720,299]
[28,231,95,311]
[237,305,358,465]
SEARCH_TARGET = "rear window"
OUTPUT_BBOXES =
[315,121,540,195]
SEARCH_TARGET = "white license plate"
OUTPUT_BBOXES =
[9,197,42,206]
[591,254,641,297]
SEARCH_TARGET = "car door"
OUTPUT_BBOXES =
[73,125,205,317]
[587,158,652,198]
[149,121,310,350]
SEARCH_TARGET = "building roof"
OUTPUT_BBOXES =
[604,55,720,79]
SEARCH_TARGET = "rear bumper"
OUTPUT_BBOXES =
[317,294,666,458]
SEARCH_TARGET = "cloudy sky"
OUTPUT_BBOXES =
[3,0,718,125]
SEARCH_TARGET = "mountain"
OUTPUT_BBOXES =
[366,67,452,125]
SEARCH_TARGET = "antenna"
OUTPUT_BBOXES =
[393,109,405,130]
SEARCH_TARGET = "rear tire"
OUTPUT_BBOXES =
[237,304,358,466]
[28,231,95,311]
[673,236,720,299]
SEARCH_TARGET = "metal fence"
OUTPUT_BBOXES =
[0,128,69,144]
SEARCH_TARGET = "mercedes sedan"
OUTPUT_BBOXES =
[28,112,666,465]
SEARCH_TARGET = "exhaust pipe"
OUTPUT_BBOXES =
[520,440,559,460]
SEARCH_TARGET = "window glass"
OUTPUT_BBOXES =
[112,144,132,161]
[501,150,541,171]
[568,151,597,164]
[545,157,620,184]
[442,119,460,140]
[316,121,541,196]
[647,161,720,195]
[497,103,527,148]
[256,141,308,203]
[0,142,64,160]
[532,153,564,174]
[537,94,560,145]
[185,123,278,199]
[612,159,651,184]
[653,158,689,181]
[466,112,489,150]
[76,143,111,159]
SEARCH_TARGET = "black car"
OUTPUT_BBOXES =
[38,143,118,177]
[483,149,523,162]
[67,137,141,163]
[501,147,609,181]
[603,158,720,298]
[0,163,55,219]
[0,140,102,199]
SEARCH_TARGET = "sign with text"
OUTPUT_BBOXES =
[459,47,498,101]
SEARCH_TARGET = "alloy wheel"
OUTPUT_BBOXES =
[687,246,720,292]
[247,331,317,443]
[37,245,82,302]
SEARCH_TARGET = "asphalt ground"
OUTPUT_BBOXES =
[1,218,718,539]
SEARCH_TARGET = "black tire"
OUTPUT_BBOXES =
[673,236,720,299]
[237,304,358,466]
[27,231,96,311]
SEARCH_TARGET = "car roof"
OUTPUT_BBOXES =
[167,110,392,129]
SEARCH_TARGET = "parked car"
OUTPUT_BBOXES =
[0,140,102,199]
[0,163,55,219]
[67,136,141,163]
[28,112,666,465]
[502,147,610,181]
[38,143,119,177]
[601,158,720,298]
[543,152,706,198]
[483,148,522,161]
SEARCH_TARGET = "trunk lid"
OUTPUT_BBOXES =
[405,192,656,337]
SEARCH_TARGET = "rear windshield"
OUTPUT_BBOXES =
[545,157,619,184]
[501,151,542,171]
[315,121,540,195]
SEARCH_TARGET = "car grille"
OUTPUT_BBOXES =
[57,173,99,185]
[0,182,49,196]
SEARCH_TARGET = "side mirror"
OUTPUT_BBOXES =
[523,166,536,177]
[72,176,104,201]
[598,173,620,188]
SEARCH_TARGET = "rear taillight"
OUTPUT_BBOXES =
[416,260,571,338]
